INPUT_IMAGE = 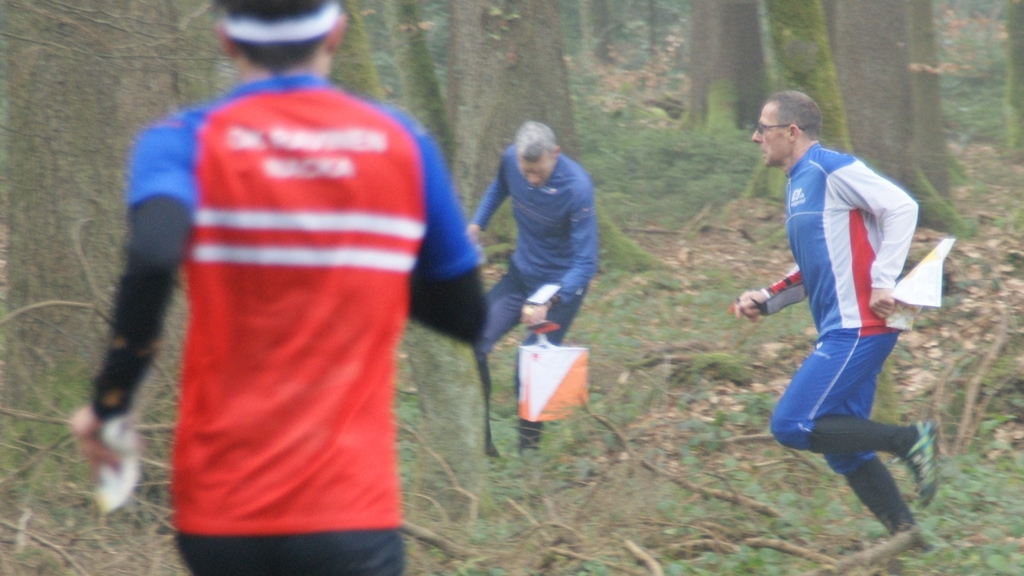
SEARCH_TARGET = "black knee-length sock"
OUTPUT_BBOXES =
[809,415,919,457]
[845,456,915,534]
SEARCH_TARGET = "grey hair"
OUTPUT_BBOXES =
[764,91,821,140]
[514,121,558,162]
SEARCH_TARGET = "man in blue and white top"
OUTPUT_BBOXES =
[733,91,938,536]
[468,121,598,455]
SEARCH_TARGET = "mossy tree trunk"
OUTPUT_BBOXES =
[689,0,768,131]
[391,0,455,162]
[748,0,850,200]
[1007,0,1024,154]
[446,0,659,272]
[763,0,851,151]
[388,0,485,521]
[333,0,386,99]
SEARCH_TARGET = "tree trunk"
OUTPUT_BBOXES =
[820,0,838,54]
[579,0,593,58]
[830,0,966,234]
[648,0,657,59]
[832,0,913,184]
[4,1,179,403]
[690,0,767,130]
[389,0,486,522]
[907,0,950,197]
[1007,0,1024,154]
[333,0,386,99]
[391,0,455,161]
[763,0,851,151]
[592,0,614,64]
[403,324,484,520]
[446,0,659,271]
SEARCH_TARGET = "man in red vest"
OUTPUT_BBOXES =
[70,1,485,574]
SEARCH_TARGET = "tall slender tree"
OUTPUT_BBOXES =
[907,0,950,197]
[591,0,614,64]
[1008,0,1024,154]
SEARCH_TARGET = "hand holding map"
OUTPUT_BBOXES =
[886,237,956,330]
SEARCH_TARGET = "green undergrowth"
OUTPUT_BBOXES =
[575,106,761,231]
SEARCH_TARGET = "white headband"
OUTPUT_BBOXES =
[224,2,342,44]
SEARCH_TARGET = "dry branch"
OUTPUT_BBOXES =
[625,539,664,576]
[0,406,70,426]
[741,538,835,564]
[0,406,173,433]
[923,350,969,440]
[548,547,646,575]
[640,459,781,518]
[586,407,632,455]
[723,433,774,444]
[399,521,469,560]
[0,519,89,576]
[670,539,738,556]
[0,300,96,327]
[952,301,1010,455]
[797,527,924,575]
[973,372,1020,430]
[549,547,599,562]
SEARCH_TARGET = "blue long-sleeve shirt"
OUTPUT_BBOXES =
[472,145,598,305]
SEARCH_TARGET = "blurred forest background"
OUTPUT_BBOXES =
[2,0,1024,574]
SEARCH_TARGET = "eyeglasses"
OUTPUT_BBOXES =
[754,122,794,135]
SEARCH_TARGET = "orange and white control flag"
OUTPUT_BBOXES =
[518,341,588,422]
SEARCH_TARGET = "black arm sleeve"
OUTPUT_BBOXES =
[409,267,486,344]
[92,197,192,419]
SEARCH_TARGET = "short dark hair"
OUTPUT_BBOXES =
[216,0,331,72]
[217,0,326,19]
[765,91,822,140]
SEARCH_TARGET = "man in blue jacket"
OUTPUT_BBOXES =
[468,121,598,455]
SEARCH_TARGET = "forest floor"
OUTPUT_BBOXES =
[1,143,1024,575]
[398,141,1024,575]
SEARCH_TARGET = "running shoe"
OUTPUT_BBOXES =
[904,421,939,507]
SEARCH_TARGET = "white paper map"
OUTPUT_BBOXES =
[887,237,955,330]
